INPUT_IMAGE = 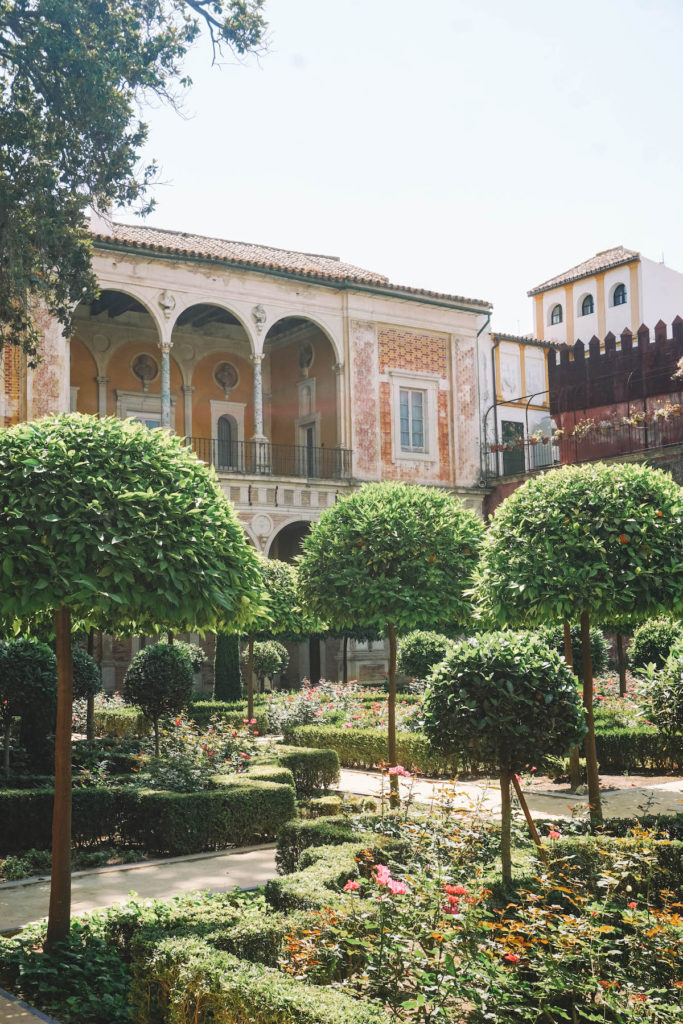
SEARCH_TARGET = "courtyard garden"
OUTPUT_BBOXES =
[0,417,682,1022]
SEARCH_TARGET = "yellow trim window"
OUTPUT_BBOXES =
[613,283,627,306]
[550,304,563,325]
[581,294,594,316]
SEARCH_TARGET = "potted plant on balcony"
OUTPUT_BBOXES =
[552,429,565,444]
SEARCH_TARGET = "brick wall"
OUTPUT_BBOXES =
[1,345,23,426]
[377,325,452,483]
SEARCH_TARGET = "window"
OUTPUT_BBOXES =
[399,388,425,451]
[613,283,627,306]
[581,294,594,316]
[217,414,238,469]
[550,304,563,325]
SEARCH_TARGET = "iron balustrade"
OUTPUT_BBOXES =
[482,414,683,480]
[185,437,353,480]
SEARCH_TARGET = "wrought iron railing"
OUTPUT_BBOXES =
[186,437,353,480]
[482,413,683,480]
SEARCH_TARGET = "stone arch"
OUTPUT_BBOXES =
[266,518,314,563]
[170,299,257,356]
[260,310,341,364]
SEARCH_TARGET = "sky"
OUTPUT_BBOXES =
[120,0,683,335]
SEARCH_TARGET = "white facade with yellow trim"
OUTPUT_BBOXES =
[529,247,683,346]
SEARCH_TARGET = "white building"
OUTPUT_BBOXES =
[528,246,683,346]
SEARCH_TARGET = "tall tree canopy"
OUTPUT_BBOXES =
[0,0,266,362]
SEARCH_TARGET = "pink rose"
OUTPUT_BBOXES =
[343,879,360,891]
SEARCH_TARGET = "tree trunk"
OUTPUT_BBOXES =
[510,772,548,868]
[387,622,398,809]
[167,630,174,645]
[564,620,582,792]
[309,637,321,685]
[86,628,95,742]
[153,717,160,758]
[45,606,73,952]
[342,635,348,685]
[581,610,602,823]
[247,633,255,722]
[499,769,512,886]
[3,717,11,776]
[616,633,627,697]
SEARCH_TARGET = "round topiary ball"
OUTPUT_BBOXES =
[72,647,102,700]
[422,630,586,774]
[630,617,683,672]
[253,639,289,683]
[397,630,453,682]
[645,641,683,737]
[123,643,194,754]
[539,623,609,681]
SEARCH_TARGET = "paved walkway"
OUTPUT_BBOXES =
[0,844,278,935]
[334,768,683,820]
[0,989,60,1024]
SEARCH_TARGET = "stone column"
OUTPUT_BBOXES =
[160,341,172,430]
[182,385,194,438]
[251,353,266,439]
[96,376,109,417]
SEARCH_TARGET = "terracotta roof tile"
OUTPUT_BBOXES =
[528,246,639,296]
[91,220,491,310]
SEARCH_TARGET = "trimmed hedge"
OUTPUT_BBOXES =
[131,935,392,1024]
[0,779,295,856]
[275,746,340,796]
[94,707,150,739]
[544,834,683,899]
[187,701,269,734]
[282,725,469,776]
[275,815,360,874]
[240,765,296,789]
[266,841,363,911]
[284,724,682,774]
[594,727,682,771]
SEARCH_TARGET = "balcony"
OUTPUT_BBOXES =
[186,437,353,481]
[482,413,683,480]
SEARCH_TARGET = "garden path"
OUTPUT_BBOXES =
[0,844,277,934]
[334,769,683,820]
[0,988,60,1024]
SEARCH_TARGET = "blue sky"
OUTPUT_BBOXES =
[124,0,683,334]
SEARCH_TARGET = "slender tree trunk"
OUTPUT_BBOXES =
[86,628,95,742]
[342,635,348,685]
[581,610,602,823]
[564,620,582,792]
[247,633,255,722]
[45,606,73,952]
[167,630,174,645]
[154,717,160,758]
[3,717,11,775]
[511,772,549,868]
[387,622,398,809]
[499,769,512,886]
[616,633,627,697]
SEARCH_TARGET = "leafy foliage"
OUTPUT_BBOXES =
[213,634,242,701]
[647,641,683,737]
[630,616,683,671]
[476,462,683,625]
[72,647,102,701]
[123,643,194,748]
[397,630,453,682]
[247,557,323,639]
[0,0,266,362]
[539,622,609,682]
[0,637,57,769]
[0,414,264,633]
[252,640,289,683]
[297,482,484,633]
[422,631,586,773]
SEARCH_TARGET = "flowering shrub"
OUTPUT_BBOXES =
[128,715,258,792]
[630,617,683,671]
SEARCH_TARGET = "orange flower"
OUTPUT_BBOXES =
[619,534,629,544]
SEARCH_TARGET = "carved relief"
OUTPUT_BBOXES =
[214,361,239,395]
[131,353,159,391]
[251,304,267,333]
[158,290,176,319]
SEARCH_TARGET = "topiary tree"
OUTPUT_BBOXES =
[123,642,194,755]
[241,557,321,720]
[71,647,102,741]
[0,637,57,774]
[476,462,683,824]
[422,631,586,884]
[252,639,289,690]
[630,617,682,672]
[539,623,609,682]
[298,481,484,805]
[646,640,683,738]
[0,413,263,948]
[397,629,454,683]
[164,638,207,674]
[214,634,242,701]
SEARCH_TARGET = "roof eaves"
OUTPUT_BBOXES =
[92,234,492,311]
[527,253,640,297]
